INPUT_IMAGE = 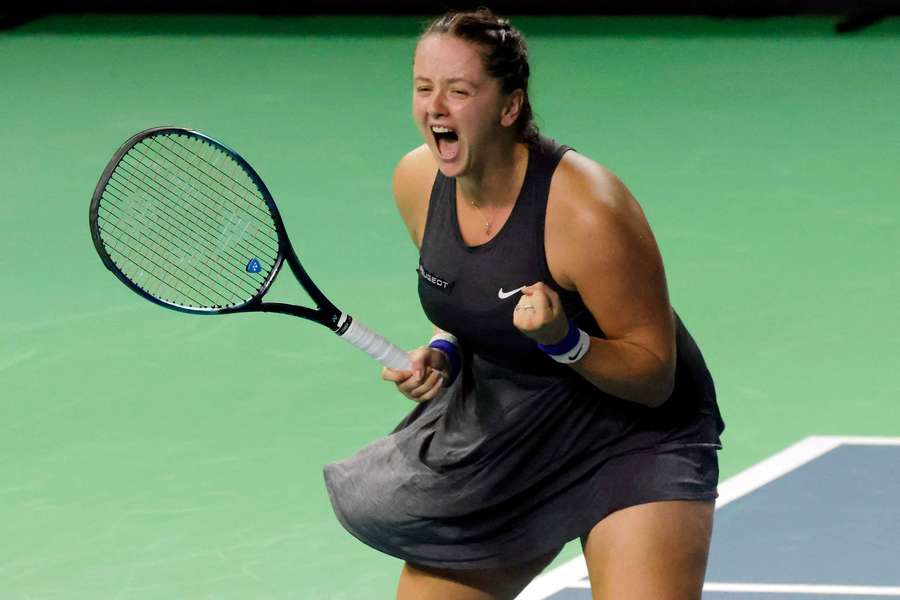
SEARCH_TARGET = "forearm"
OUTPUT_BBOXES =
[569,337,675,408]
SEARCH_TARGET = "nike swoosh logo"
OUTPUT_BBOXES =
[568,347,587,361]
[498,286,526,300]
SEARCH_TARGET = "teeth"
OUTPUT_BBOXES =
[431,126,454,133]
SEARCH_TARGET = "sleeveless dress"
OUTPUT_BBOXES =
[323,136,725,569]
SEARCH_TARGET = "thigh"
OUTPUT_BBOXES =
[396,548,562,600]
[581,500,715,600]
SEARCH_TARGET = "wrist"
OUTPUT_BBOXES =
[536,320,571,346]
[429,332,461,385]
[537,320,590,364]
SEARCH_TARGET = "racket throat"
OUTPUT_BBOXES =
[334,312,354,336]
[254,301,338,328]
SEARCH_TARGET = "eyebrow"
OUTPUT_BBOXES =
[414,76,477,86]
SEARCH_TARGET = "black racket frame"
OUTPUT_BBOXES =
[89,126,344,331]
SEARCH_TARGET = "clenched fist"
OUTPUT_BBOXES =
[512,282,569,345]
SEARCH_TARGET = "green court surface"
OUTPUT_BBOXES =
[1,13,898,599]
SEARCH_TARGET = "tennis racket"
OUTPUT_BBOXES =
[89,126,411,371]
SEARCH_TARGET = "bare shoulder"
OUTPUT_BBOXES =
[546,151,659,288]
[549,151,643,227]
[393,144,437,248]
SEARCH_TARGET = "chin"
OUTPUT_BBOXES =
[432,148,466,178]
[436,161,465,179]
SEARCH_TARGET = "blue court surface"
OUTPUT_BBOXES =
[517,436,900,600]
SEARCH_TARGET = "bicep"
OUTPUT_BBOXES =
[556,171,675,365]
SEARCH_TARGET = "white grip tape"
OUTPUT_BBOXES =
[336,313,411,371]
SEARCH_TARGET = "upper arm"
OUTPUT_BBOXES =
[393,144,437,249]
[546,153,675,367]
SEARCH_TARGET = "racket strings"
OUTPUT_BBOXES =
[162,136,278,238]
[107,161,271,272]
[98,190,258,301]
[97,198,258,307]
[125,144,277,260]
[95,214,228,307]
[102,162,268,299]
[95,131,281,309]
[150,136,279,248]
[104,175,241,266]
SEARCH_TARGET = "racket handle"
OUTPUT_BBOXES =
[336,314,412,371]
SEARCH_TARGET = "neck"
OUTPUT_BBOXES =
[457,139,529,210]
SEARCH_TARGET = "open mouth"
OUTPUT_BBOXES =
[431,125,459,161]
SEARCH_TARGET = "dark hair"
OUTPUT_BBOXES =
[422,8,539,144]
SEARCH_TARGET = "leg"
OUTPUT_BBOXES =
[581,500,714,600]
[397,548,561,600]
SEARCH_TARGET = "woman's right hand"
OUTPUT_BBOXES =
[382,346,449,402]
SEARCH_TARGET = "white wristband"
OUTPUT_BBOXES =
[429,331,459,346]
[547,328,591,364]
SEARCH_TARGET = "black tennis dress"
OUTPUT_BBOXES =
[323,136,725,569]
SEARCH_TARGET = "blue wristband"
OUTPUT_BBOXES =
[429,339,461,386]
[537,321,580,356]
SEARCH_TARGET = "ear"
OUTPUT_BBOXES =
[499,89,525,128]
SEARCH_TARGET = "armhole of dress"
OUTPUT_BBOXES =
[537,145,574,294]
[419,169,444,255]
[538,145,606,338]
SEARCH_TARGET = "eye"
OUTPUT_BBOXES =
[415,86,432,93]
[451,89,469,97]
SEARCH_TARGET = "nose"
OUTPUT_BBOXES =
[427,91,448,118]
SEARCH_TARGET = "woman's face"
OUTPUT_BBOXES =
[412,34,513,178]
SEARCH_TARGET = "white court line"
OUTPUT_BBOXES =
[563,581,900,595]
[516,436,900,600]
[703,582,900,595]
[715,435,841,508]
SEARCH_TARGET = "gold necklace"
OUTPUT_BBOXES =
[469,199,492,234]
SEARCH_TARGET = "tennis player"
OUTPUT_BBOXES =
[324,9,724,599]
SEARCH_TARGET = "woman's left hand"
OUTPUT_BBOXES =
[512,282,570,345]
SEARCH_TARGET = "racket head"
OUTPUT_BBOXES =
[89,127,286,314]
